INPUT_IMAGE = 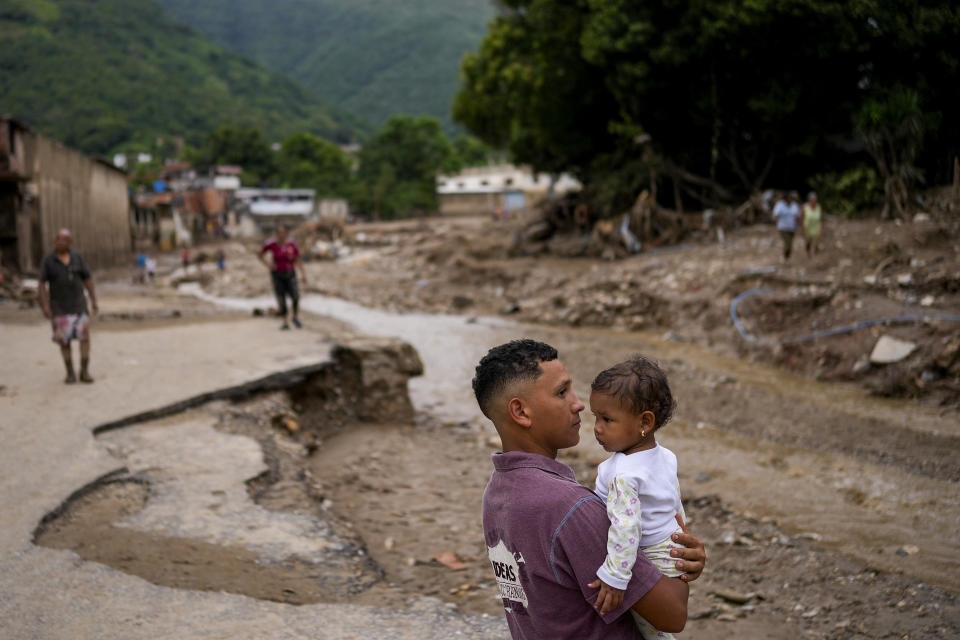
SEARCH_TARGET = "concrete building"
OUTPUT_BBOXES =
[436,164,581,217]
[0,118,130,273]
[233,188,318,233]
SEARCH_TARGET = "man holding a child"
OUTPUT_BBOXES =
[474,340,706,639]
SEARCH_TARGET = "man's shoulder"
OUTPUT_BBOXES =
[39,252,57,276]
[487,465,599,509]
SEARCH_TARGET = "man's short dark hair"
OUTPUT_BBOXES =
[472,339,558,419]
[590,356,676,430]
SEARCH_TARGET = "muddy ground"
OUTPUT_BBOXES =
[19,211,960,639]
[203,212,960,406]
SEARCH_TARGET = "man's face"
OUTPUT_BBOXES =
[276,226,288,242]
[523,359,585,457]
[54,232,71,252]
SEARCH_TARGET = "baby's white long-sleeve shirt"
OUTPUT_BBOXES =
[595,445,684,589]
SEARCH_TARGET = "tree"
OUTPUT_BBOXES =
[453,1,613,179]
[856,88,926,219]
[452,134,493,168]
[454,0,960,214]
[278,132,354,198]
[356,115,459,218]
[195,125,276,184]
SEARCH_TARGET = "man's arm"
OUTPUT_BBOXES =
[83,278,98,315]
[39,281,51,319]
[630,575,688,633]
[258,244,272,270]
[295,254,307,285]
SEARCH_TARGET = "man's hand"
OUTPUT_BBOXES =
[671,513,706,582]
[90,300,99,316]
[41,306,52,319]
[586,578,624,614]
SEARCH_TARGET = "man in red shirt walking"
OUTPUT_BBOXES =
[259,225,307,330]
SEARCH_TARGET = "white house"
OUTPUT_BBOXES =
[436,164,581,216]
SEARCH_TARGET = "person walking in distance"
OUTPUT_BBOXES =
[38,229,99,383]
[802,192,824,256]
[773,191,801,262]
[259,225,307,330]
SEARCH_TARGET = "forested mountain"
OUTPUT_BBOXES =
[154,0,496,130]
[0,0,369,154]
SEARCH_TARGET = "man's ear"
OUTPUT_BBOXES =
[507,397,532,428]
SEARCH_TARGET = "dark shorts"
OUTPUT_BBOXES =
[779,229,795,253]
[271,270,299,315]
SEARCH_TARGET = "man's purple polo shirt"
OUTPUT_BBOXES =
[482,451,662,639]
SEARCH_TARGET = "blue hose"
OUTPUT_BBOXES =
[730,288,960,345]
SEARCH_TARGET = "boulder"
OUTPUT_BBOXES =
[869,335,917,364]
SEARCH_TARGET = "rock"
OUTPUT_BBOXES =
[270,414,300,433]
[935,338,960,369]
[896,544,920,556]
[920,295,935,307]
[711,590,754,605]
[796,532,822,541]
[870,335,917,364]
[689,608,715,620]
[433,550,468,571]
[852,356,871,375]
[451,295,474,309]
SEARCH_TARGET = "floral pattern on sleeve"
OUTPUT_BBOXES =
[596,474,642,590]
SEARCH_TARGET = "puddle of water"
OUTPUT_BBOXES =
[181,285,960,591]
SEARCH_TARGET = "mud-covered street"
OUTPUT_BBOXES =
[2,214,959,639]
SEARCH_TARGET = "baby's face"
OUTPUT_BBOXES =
[590,392,645,453]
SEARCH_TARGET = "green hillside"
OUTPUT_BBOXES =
[154,0,496,130]
[0,0,369,154]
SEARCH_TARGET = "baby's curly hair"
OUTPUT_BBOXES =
[590,356,676,430]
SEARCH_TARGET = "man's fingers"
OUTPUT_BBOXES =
[670,531,703,553]
[675,512,688,533]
